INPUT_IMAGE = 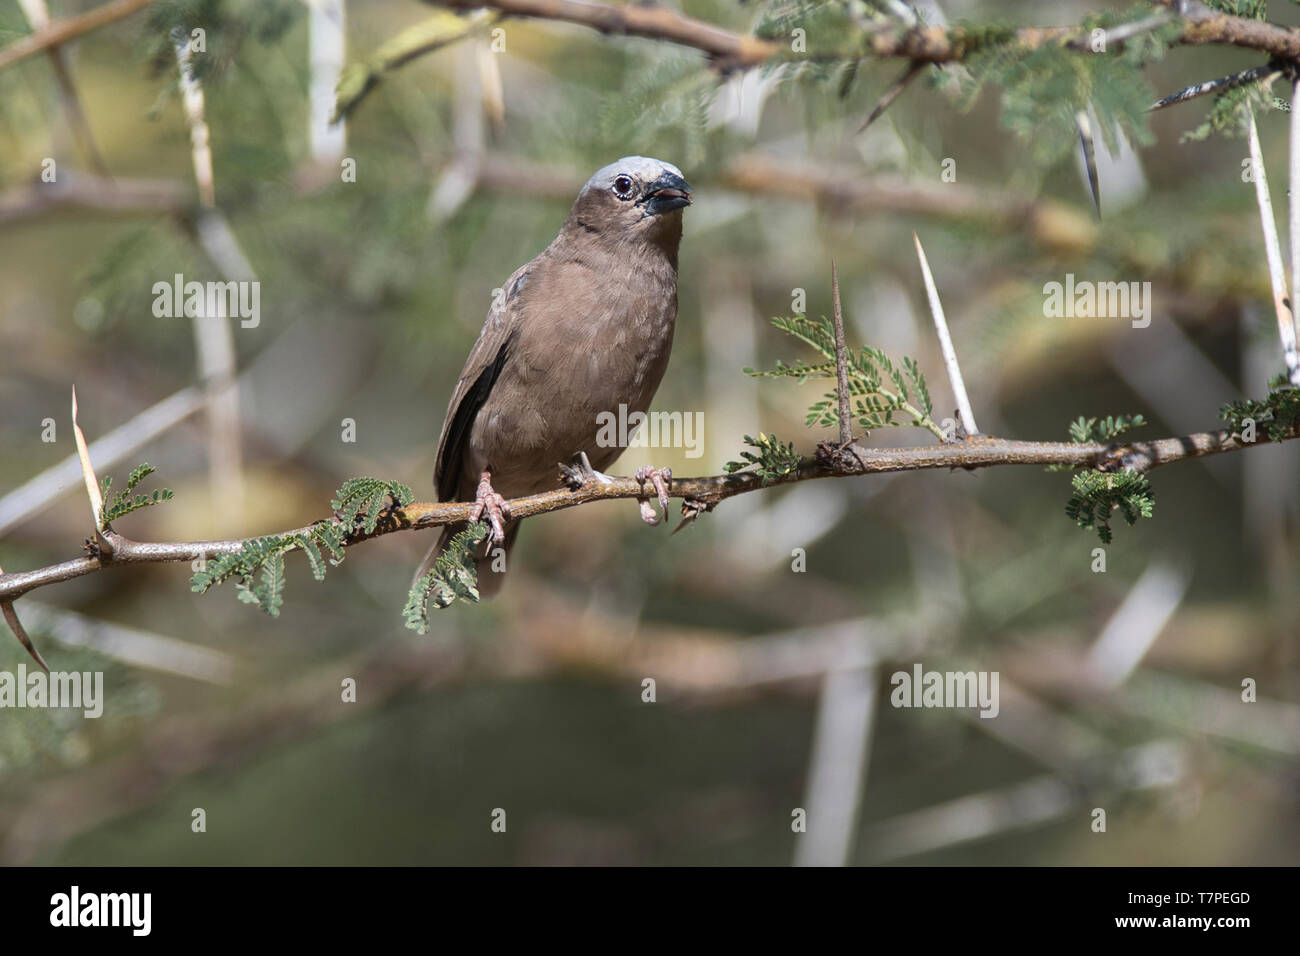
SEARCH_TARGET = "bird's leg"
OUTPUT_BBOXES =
[634,465,672,526]
[559,451,615,490]
[468,470,511,545]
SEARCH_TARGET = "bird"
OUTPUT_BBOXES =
[414,156,693,596]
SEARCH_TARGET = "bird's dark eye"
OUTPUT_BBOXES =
[612,175,635,199]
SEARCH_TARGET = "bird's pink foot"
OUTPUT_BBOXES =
[468,471,511,545]
[634,465,672,526]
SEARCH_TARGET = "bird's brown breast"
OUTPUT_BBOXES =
[456,243,679,499]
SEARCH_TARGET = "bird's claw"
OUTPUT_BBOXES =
[634,465,672,526]
[558,461,585,490]
[468,471,511,545]
[671,496,711,536]
[560,451,615,490]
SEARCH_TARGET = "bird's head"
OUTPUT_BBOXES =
[566,156,692,251]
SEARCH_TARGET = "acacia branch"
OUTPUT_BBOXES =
[862,5,1300,65]
[0,0,154,72]
[1,421,1292,604]
[6,0,1300,86]
[422,0,1300,71]
[0,174,190,224]
[0,158,1095,256]
[435,0,780,69]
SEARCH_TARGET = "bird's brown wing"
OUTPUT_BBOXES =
[433,262,532,502]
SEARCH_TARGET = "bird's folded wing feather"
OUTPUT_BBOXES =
[433,261,532,502]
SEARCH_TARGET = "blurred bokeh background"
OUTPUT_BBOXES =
[0,0,1298,865]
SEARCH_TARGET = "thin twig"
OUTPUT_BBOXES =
[1017,645,1300,757]
[858,60,925,132]
[308,0,347,162]
[794,648,878,867]
[1076,110,1101,219]
[0,174,189,224]
[1290,76,1300,385]
[173,30,246,506]
[172,29,214,208]
[1074,11,1174,51]
[3,157,1096,255]
[429,42,488,221]
[1247,109,1300,384]
[435,0,780,70]
[1150,64,1276,112]
[1085,560,1191,688]
[20,601,237,684]
[830,260,853,447]
[860,741,1184,863]
[913,233,978,437]
[0,0,155,72]
[713,155,1095,252]
[17,0,111,176]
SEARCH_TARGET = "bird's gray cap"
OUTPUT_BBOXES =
[582,156,687,194]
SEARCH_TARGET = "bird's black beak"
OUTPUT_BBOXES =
[640,171,692,216]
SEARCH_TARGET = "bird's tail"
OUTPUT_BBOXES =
[412,521,520,599]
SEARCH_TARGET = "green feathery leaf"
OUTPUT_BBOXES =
[750,315,944,439]
[1221,379,1300,442]
[1065,468,1155,543]
[724,433,802,485]
[1068,413,1148,444]
[99,462,174,527]
[403,523,490,631]
[332,477,413,533]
